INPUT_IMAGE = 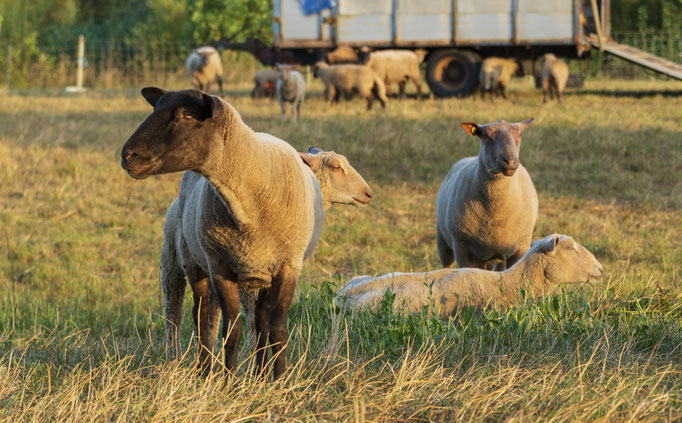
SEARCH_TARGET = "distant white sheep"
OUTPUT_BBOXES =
[364,49,426,99]
[185,46,224,95]
[314,62,388,110]
[436,119,537,271]
[337,234,604,315]
[479,57,519,101]
[542,53,569,103]
[121,87,321,378]
[276,64,306,121]
[251,69,278,99]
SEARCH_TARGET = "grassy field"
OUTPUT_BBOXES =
[0,77,680,421]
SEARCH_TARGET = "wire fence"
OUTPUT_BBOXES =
[0,32,679,91]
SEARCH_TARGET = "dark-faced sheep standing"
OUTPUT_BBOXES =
[185,46,224,95]
[121,88,321,379]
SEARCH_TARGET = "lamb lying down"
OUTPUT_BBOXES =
[336,234,604,316]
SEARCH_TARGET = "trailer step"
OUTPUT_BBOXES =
[587,34,682,81]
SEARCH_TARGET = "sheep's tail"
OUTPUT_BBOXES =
[371,74,388,107]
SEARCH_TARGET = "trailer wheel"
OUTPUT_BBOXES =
[426,49,481,97]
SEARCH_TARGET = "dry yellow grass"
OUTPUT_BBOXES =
[0,77,680,421]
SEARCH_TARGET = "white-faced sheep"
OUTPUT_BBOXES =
[186,46,224,95]
[436,119,537,271]
[542,53,569,103]
[251,69,278,99]
[120,87,322,378]
[239,146,373,348]
[276,64,306,121]
[363,49,426,99]
[314,62,388,110]
[479,57,519,101]
[337,234,604,315]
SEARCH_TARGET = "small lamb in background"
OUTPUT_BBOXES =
[185,46,224,95]
[276,64,306,121]
[542,53,569,103]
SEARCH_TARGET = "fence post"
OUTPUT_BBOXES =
[5,45,10,91]
[76,35,85,90]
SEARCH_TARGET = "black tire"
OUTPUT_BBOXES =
[426,49,481,97]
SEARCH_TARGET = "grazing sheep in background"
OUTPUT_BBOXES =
[436,119,537,271]
[120,87,322,379]
[542,53,569,103]
[336,234,604,315]
[364,49,426,99]
[276,64,306,121]
[326,45,359,64]
[479,57,519,101]
[251,69,278,99]
[185,46,224,95]
[314,62,388,110]
[240,146,373,349]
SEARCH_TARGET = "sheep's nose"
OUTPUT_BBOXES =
[122,150,136,161]
[364,190,373,200]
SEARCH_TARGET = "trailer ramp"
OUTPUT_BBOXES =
[587,34,682,81]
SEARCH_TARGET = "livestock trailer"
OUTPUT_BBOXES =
[218,0,682,97]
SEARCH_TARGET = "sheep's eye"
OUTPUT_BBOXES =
[182,112,194,119]
[330,165,341,171]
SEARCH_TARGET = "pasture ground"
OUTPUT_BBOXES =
[0,78,680,421]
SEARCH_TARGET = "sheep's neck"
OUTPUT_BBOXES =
[474,155,520,209]
[496,254,549,301]
[200,113,270,226]
[313,168,333,210]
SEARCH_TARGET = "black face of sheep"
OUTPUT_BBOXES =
[460,118,533,177]
[121,87,222,179]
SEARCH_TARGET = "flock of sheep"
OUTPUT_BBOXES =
[186,45,570,122]
[121,46,596,379]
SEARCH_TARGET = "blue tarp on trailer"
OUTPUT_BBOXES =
[300,0,335,16]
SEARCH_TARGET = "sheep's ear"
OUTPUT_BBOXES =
[307,146,323,155]
[141,87,167,107]
[202,93,221,120]
[461,122,481,137]
[558,236,576,249]
[542,235,561,255]
[299,152,323,171]
[516,118,534,134]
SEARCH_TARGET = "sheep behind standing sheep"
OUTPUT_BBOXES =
[251,69,278,99]
[436,119,537,271]
[276,64,306,121]
[121,87,320,379]
[316,62,388,110]
[479,57,519,101]
[186,46,224,95]
[364,49,426,99]
[326,45,359,64]
[336,234,604,315]
[542,53,569,103]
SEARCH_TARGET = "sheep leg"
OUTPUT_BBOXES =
[436,227,455,268]
[204,81,211,94]
[189,270,221,372]
[501,84,508,100]
[161,244,186,359]
[454,243,486,269]
[255,265,299,379]
[398,81,407,99]
[366,95,374,110]
[239,288,258,353]
[216,76,224,96]
[413,78,422,100]
[280,101,287,121]
[210,266,242,375]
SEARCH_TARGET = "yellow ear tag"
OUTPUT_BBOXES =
[471,126,478,135]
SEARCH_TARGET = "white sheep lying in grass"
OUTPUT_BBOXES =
[436,118,537,271]
[120,87,321,378]
[186,46,224,95]
[336,234,604,315]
